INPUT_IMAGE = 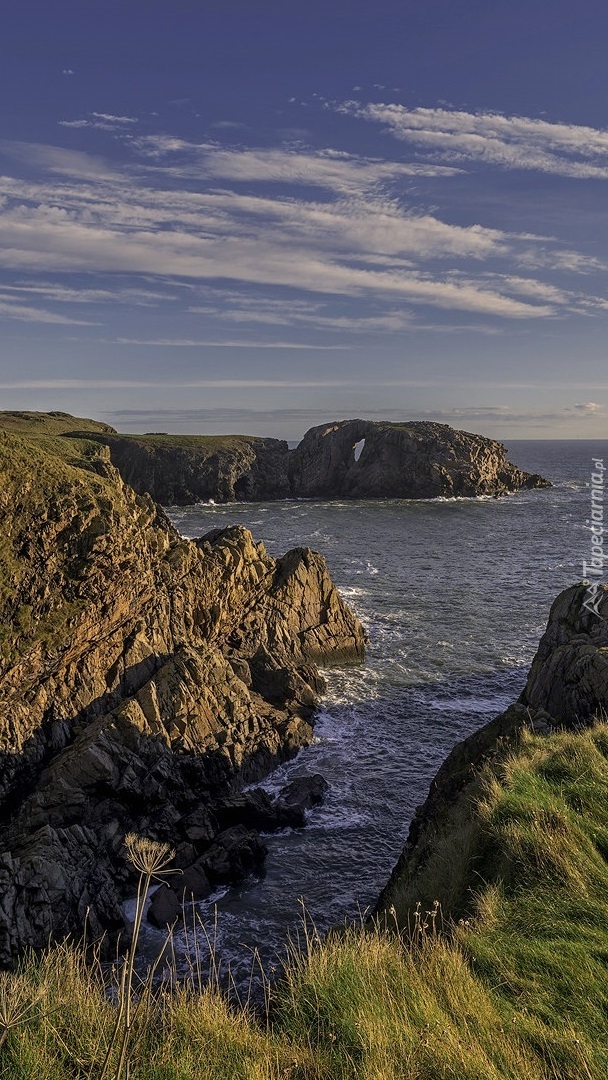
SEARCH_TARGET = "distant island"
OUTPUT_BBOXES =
[0,411,550,503]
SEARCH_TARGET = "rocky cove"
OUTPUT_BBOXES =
[0,411,602,981]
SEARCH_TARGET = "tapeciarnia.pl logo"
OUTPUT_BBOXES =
[582,457,606,618]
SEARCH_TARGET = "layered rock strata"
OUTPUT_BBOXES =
[0,431,364,963]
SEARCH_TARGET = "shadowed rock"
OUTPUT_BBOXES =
[33,412,551,503]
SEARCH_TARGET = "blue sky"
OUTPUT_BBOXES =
[1,0,608,438]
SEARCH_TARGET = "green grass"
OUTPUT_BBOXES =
[3,722,608,1077]
[0,410,115,437]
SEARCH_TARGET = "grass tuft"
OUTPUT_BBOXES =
[3,724,608,1076]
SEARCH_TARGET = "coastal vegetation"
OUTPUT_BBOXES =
[0,410,600,1077]
[3,721,608,1078]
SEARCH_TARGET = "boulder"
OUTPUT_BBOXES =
[202,826,268,885]
[277,774,329,813]
[148,884,183,928]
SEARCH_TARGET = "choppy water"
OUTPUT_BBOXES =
[153,440,607,990]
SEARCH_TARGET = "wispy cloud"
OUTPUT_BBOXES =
[133,136,463,193]
[0,292,97,325]
[59,112,138,131]
[0,130,603,328]
[0,140,120,179]
[336,102,608,179]
[0,167,557,318]
[113,337,349,349]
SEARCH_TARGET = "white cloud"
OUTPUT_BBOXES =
[133,136,463,193]
[91,113,137,124]
[113,338,348,349]
[336,102,608,179]
[59,113,138,132]
[2,282,178,306]
[0,133,601,324]
[0,293,97,325]
[0,140,121,180]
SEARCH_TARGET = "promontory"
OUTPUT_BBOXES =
[0,412,549,504]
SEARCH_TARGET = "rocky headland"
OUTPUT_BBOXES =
[7,413,550,503]
[0,416,364,963]
[375,580,608,926]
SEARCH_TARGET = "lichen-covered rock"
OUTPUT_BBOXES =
[0,430,365,964]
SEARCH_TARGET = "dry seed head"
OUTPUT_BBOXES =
[0,971,44,1029]
[124,833,175,876]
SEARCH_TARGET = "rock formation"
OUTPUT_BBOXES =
[0,413,549,504]
[288,419,549,499]
[0,426,364,963]
[83,432,292,504]
[374,581,608,923]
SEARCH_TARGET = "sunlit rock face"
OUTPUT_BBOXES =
[0,428,364,963]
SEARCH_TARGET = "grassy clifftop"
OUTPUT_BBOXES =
[0,410,116,437]
[3,720,608,1078]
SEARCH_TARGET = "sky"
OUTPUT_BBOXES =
[1,0,608,439]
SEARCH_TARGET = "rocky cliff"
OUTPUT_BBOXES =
[288,419,549,499]
[375,581,608,924]
[0,413,549,503]
[0,426,364,963]
[82,432,292,504]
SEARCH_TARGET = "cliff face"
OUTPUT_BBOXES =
[3,414,548,504]
[288,419,549,499]
[375,582,608,923]
[82,433,292,504]
[0,431,364,963]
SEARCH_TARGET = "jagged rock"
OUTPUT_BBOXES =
[0,424,365,964]
[201,826,267,885]
[215,789,304,832]
[289,419,550,499]
[277,774,329,812]
[520,582,608,725]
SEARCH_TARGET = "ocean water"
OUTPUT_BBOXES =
[156,439,607,990]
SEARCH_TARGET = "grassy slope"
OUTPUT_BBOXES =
[3,722,608,1078]
[0,411,270,450]
[0,425,153,668]
[0,410,115,437]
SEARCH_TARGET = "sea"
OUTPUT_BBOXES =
[145,440,607,992]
